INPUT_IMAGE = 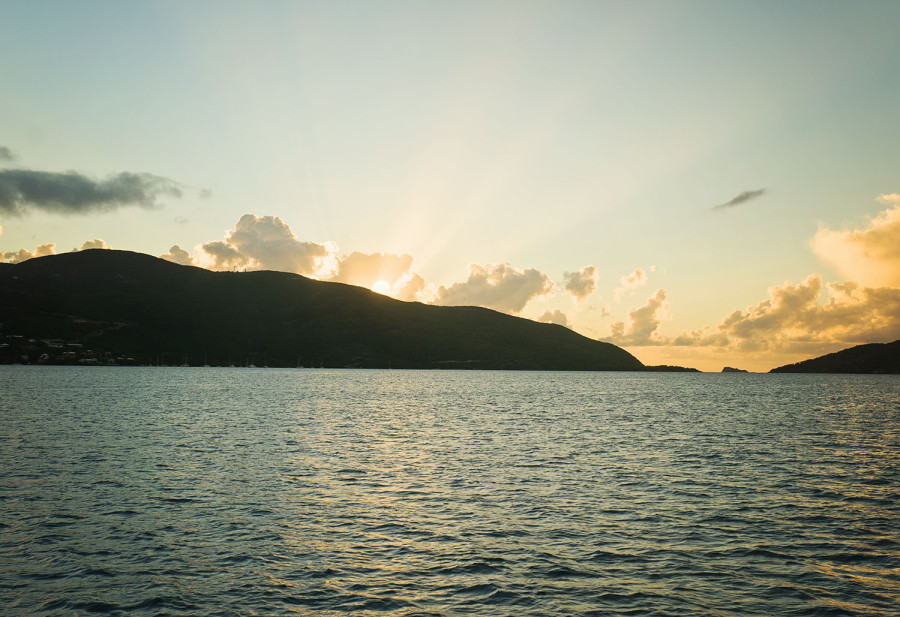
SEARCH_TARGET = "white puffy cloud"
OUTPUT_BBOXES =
[159,244,195,266]
[811,203,900,287]
[606,289,669,345]
[563,265,598,301]
[614,267,650,301]
[329,251,425,301]
[433,263,553,314]
[1,243,56,263]
[537,309,571,328]
[200,214,338,277]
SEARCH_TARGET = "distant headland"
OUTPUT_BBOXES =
[770,340,900,374]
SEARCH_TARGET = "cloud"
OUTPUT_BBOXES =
[670,275,900,353]
[537,309,570,328]
[200,240,247,270]
[200,214,337,277]
[563,265,598,301]
[811,203,900,287]
[1,243,56,264]
[0,169,183,216]
[78,238,110,251]
[433,263,553,314]
[330,251,425,301]
[605,289,669,345]
[614,267,649,301]
[160,244,195,266]
[876,193,900,206]
[0,146,14,162]
[713,188,766,210]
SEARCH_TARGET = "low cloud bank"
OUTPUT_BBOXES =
[674,275,900,352]
[1,243,56,264]
[606,275,900,355]
[1,238,110,263]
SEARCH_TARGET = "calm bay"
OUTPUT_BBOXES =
[1,367,899,615]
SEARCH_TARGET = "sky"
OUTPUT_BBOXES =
[2,0,899,372]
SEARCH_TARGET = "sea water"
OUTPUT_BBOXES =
[1,367,899,616]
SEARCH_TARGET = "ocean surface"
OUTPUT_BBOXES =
[1,367,899,616]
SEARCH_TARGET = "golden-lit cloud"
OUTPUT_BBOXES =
[606,289,669,345]
[199,214,338,277]
[1,243,56,264]
[614,267,651,301]
[811,203,900,287]
[433,263,553,314]
[329,251,425,301]
[1,238,113,263]
[537,309,571,328]
[189,214,429,300]
[563,265,598,301]
[159,244,195,266]
[78,238,110,251]
[671,275,900,353]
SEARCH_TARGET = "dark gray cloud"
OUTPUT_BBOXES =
[0,169,182,216]
[713,188,766,210]
[0,146,14,162]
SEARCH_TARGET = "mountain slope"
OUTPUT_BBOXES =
[0,249,643,370]
[770,340,900,374]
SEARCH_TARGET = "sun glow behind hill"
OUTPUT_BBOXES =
[2,3,900,371]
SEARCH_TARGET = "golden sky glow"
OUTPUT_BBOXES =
[2,2,899,371]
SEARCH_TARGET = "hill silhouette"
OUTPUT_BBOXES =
[770,340,900,374]
[0,249,644,370]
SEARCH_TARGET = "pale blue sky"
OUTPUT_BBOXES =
[2,1,899,370]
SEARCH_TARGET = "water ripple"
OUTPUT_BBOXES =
[1,367,899,615]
